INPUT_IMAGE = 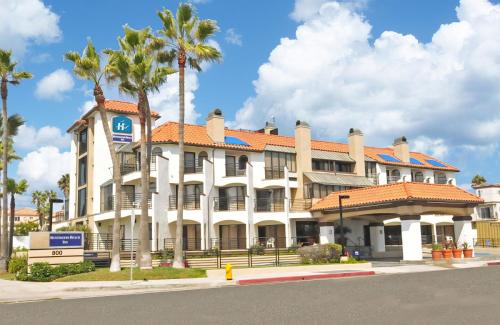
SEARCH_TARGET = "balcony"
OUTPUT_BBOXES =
[213,196,246,211]
[255,198,285,212]
[264,167,285,179]
[387,175,400,184]
[225,162,246,177]
[120,154,157,176]
[100,192,152,212]
[290,199,312,211]
[366,175,378,185]
[168,195,201,210]
[184,161,203,174]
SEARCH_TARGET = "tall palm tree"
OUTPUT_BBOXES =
[158,3,221,267]
[0,49,31,266]
[105,26,175,269]
[65,40,125,272]
[31,190,57,229]
[7,178,28,256]
[0,114,24,171]
[57,173,70,220]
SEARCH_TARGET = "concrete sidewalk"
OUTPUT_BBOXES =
[1,260,497,303]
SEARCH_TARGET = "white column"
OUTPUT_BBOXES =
[432,223,437,244]
[319,223,335,244]
[453,216,474,254]
[284,166,291,247]
[285,220,292,247]
[369,223,386,253]
[401,216,423,261]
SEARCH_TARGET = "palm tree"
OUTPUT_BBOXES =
[31,190,57,229]
[158,3,221,267]
[65,39,126,272]
[7,178,28,256]
[57,173,70,220]
[0,114,24,170]
[105,26,175,269]
[471,175,487,186]
[0,49,31,266]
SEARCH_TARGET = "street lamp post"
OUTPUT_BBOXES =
[338,195,350,256]
[48,198,64,231]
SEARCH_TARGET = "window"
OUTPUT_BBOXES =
[78,188,87,217]
[478,206,494,219]
[184,152,196,173]
[312,159,353,173]
[152,147,163,157]
[304,183,352,199]
[387,169,400,183]
[336,161,354,173]
[413,171,424,182]
[435,173,447,184]
[265,151,296,178]
[78,157,87,186]
[78,128,88,156]
[100,184,113,212]
[225,155,236,176]
[198,151,208,167]
[365,162,376,177]
[238,155,248,170]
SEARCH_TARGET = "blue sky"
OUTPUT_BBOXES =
[3,0,500,206]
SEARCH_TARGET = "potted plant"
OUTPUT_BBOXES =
[452,242,463,259]
[462,242,473,258]
[431,243,443,260]
[442,241,453,259]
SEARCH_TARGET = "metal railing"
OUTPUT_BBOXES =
[264,167,285,179]
[387,175,400,184]
[164,238,202,251]
[213,196,246,211]
[225,162,246,177]
[210,238,247,250]
[120,154,157,176]
[367,175,378,185]
[168,195,201,210]
[291,236,320,246]
[254,198,285,212]
[253,237,287,248]
[290,199,312,211]
[184,162,203,174]
[85,233,113,250]
[100,193,152,212]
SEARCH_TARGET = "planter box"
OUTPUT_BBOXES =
[442,249,452,259]
[463,249,473,258]
[431,250,443,260]
[452,249,463,259]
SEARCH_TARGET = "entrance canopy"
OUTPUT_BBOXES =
[310,182,483,222]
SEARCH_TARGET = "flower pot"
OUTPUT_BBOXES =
[431,250,443,260]
[442,249,452,259]
[452,249,462,259]
[463,249,473,258]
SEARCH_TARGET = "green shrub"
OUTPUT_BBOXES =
[14,221,39,236]
[8,255,27,274]
[30,263,58,282]
[287,243,302,254]
[161,249,174,260]
[298,244,342,264]
[16,266,29,281]
[250,244,265,255]
[16,261,96,282]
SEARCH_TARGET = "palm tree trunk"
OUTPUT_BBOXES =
[8,192,15,258]
[173,54,186,268]
[1,79,9,266]
[138,93,152,269]
[94,87,123,272]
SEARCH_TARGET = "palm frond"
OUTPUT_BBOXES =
[158,9,178,39]
[196,19,219,42]
[177,3,194,34]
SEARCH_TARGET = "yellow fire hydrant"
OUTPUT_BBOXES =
[225,263,233,281]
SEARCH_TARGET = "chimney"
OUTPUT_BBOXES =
[206,108,224,143]
[348,128,366,177]
[263,121,278,135]
[393,136,410,163]
[295,120,312,199]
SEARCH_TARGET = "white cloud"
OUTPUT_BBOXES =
[232,0,500,157]
[79,100,95,113]
[14,125,70,150]
[35,69,74,101]
[225,28,243,46]
[149,70,200,124]
[0,0,61,55]
[17,146,71,189]
[413,136,448,160]
[30,52,51,64]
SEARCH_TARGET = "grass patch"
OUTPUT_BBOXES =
[0,272,16,280]
[55,267,206,282]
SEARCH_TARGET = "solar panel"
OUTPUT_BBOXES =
[410,157,424,165]
[426,159,446,167]
[377,154,401,162]
[224,136,250,146]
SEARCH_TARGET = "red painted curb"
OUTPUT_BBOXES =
[238,271,375,285]
[487,261,500,266]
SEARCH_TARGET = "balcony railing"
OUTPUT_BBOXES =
[168,195,201,210]
[213,196,246,211]
[210,238,247,250]
[184,162,203,174]
[100,193,152,212]
[253,237,287,248]
[255,198,285,212]
[225,162,246,177]
[367,175,378,185]
[264,167,285,179]
[164,238,201,251]
[387,175,400,184]
[120,154,157,176]
[290,199,312,211]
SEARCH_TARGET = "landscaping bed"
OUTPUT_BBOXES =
[55,267,206,282]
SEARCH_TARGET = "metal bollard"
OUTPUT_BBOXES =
[225,263,233,280]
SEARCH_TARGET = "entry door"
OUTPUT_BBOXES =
[363,225,371,246]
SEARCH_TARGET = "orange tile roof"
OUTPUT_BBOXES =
[152,122,458,171]
[9,208,38,216]
[67,100,160,132]
[310,182,483,211]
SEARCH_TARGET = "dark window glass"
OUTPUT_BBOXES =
[78,157,87,186]
[238,155,248,170]
[198,151,208,167]
[78,188,87,217]
[435,173,447,184]
[78,128,88,156]
[100,184,113,212]
[184,152,196,173]
[413,171,424,182]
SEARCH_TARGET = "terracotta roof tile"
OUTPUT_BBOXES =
[310,182,483,211]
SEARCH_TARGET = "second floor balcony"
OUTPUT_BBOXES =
[213,196,246,211]
[265,167,285,180]
[120,154,157,176]
[168,195,201,210]
[225,162,246,177]
[100,192,152,213]
[255,197,285,212]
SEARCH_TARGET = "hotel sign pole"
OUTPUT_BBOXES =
[130,204,135,283]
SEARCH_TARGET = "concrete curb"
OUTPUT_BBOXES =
[237,271,375,285]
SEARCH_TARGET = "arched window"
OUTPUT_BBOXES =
[198,151,208,167]
[435,173,447,184]
[152,147,163,156]
[390,169,401,183]
[238,155,248,170]
[414,171,424,182]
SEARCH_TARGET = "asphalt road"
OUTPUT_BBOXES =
[2,266,500,325]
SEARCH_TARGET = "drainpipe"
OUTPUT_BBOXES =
[206,148,216,249]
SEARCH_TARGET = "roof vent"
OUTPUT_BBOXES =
[349,128,363,136]
[393,136,408,145]
[296,120,310,127]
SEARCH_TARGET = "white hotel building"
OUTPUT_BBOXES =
[65,100,481,261]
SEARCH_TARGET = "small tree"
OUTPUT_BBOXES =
[471,175,487,186]
[31,190,57,229]
[14,221,38,236]
[7,178,28,256]
[57,173,70,220]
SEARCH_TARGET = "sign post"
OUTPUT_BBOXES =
[130,204,135,283]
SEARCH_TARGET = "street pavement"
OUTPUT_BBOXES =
[1,266,499,325]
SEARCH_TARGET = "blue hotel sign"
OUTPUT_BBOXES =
[112,115,133,143]
[49,232,83,248]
